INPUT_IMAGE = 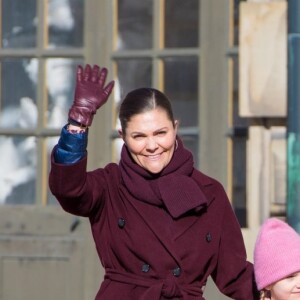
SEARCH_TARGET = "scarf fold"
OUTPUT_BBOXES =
[119,137,207,218]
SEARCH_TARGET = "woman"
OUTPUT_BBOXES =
[254,218,300,299]
[49,64,258,299]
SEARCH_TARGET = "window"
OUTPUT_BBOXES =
[0,0,84,205]
[111,0,200,164]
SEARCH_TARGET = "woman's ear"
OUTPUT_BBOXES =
[174,120,179,133]
[118,129,124,140]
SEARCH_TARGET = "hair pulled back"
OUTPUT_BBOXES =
[119,87,175,133]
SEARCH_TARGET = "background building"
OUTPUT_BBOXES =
[0,0,290,299]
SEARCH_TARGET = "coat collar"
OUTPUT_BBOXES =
[118,169,216,263]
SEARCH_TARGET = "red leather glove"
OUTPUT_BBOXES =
[68,64,115,127]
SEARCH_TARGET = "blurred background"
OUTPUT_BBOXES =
[0,0,297,299]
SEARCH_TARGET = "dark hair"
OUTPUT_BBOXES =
[119,87,175,133]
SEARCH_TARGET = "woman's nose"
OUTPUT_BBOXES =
[146,137,157,150]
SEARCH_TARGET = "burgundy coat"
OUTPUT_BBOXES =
[49,154,257,300]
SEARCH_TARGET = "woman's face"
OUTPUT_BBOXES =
[268,272,300,300]
[119,108,178,174]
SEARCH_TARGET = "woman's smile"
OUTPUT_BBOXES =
[146,153,162,160]
[119,108,178,174]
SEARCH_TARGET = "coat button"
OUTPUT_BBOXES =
[142,263,150,273]
[118,218,125,228]
[172,266,181,277]
[206,232,212,242]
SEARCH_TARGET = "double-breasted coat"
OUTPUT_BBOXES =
[49,152,257,299]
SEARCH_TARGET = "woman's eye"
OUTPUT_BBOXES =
[157,131,166,136]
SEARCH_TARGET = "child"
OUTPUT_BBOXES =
[254,218,300,299]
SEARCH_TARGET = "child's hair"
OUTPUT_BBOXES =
[259,289,271,300]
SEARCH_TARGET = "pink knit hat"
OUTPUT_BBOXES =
[254,218,300,290]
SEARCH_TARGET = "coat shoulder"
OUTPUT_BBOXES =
[104,162,120,173]
[192,168,224,191]
[192,169,228,207]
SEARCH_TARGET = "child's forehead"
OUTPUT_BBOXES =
[278,271,300,282]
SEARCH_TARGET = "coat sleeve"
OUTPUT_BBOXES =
[54,124,88,164]
[211,184,259,300]
[48,147,108,218]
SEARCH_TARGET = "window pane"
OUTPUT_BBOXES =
[47,0,84,48]
[115,59,152,101]
[0,136,36,204]
[181,136,199,166]
[112,137,123,163]
[112,59,152,162]
[1,0,37,48]
[164,0,199,48]
[46,58,83,128]
[0,58,38,129]
[163,57,198,127]
[117,0,153,50]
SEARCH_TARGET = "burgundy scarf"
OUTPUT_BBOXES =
[119,138,207,218]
